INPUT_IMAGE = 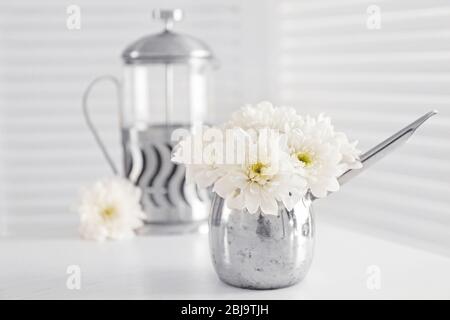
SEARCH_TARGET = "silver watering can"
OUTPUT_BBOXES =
[209,111,437,289]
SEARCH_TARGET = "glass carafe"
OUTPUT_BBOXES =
[82,9,216,233]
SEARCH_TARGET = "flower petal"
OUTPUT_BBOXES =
[245,187,261,214]
[213,175,235,198]
[226,189,245,210]
[260,194,279,215]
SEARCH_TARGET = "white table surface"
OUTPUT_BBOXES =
[1,213,450,300]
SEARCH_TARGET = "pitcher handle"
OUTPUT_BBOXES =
[82,75,122,175]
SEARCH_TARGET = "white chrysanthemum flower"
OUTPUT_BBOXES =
[227,101,304,133]
[171,103,362,215]
[289,114,362,198]
[212,130,307,215]
[77,177,146,241]
[289,131,342,198]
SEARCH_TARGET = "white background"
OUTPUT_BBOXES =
[0,0,449,255]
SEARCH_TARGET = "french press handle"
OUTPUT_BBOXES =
[82,75,122,175]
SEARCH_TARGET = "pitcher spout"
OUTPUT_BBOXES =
[337,110,438,186]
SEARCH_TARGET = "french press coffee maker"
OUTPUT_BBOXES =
[82,9,216,233]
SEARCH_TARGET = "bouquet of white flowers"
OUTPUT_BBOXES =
[172,101,362,216]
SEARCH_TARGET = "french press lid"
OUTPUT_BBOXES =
[122,9,215,64]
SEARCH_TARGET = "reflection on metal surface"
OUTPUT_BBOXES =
[123,125,210,234]
[209,194,314,289]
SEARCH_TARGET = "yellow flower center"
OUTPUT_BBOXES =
[297,152,313,166]
[251,162,266,175]
[248,161,270,184]
[101,205,117,220]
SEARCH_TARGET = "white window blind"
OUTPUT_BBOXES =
[274,0,450,254]
[1,0,449,254]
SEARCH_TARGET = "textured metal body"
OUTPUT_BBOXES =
[123,124,210,233]
[209,194,314,289]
